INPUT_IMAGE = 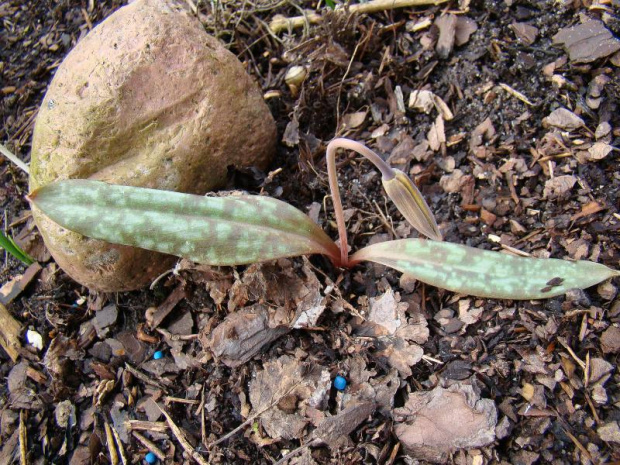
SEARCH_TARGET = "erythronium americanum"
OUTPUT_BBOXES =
[28,138,619,299]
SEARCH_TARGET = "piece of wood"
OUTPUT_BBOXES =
[0,262,42,306]
[147,283,187,330]
[0,302,22,362]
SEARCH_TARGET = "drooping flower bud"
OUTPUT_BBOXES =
[382,169,442,241]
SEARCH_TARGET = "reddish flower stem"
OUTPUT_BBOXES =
[326,138,395,267]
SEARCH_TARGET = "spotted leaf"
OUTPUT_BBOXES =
[28,180,340,266]
[351,239,619,299]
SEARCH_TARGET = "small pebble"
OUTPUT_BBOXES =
[153,351,164,360]
[145,452,157,464]
[334,375,347,391]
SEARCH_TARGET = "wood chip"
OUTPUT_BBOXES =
[553,19,620,63]
[435,14,457,59]
[147,283,187,330]
[0,262,42,306]
[510,22,538,45]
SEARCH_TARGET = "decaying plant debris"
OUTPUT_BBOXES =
[1,0,620,464]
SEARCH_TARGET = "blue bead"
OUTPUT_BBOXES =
[153,351,164,360]
[145,452,157,464]
[333,375,347,391]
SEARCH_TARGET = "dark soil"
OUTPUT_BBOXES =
[1,0,619,464]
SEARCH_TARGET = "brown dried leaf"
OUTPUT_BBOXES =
[249,355,330,440]
[542,108,584,131]
[469,118,496,158]
[394,383,497,463]
[587,142,613,161]
[208,304,289,367]
[543,175,577,199]
[455,16,478,46]
[439,169,467,193]
[311,401,376,448]
[341,111,367,130]
[375,337,423,377]
[601,326,620,354]
[367,289,408,335]
[598,422,620,443]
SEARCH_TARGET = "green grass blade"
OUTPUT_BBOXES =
[0,231,34,265]
[351,239,619,299]
[29,180,340,266]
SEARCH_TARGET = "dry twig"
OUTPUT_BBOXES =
[132,431,167,461]
[157,404,210,465]
[269,0,449,33]
[0,143,29,174]
[104,421,119,465]
[19,410,27,465]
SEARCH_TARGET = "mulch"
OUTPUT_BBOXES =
[1,0,619,464]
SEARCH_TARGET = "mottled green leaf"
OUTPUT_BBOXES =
[29,180,340,265]
[351,239,619,299]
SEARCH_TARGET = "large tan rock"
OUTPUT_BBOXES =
[30,0,276,291]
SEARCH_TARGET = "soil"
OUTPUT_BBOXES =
[1,0,619,464]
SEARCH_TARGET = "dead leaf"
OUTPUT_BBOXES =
[341,111,367,130]
[553,20,620,63]
[249,355,330,440]
[311,401,375,448]
[587,142,613,161]
[598,421,620,443]
[543,175,577,199]
[282,115,300,147]
[469,117,496,157]
[455,16,477,46]
[601,326,620,354]
[439,169,467,193]
[394,383,497,463]
[542,108,584,131]
[208,304,289,367]
[387,135,416,167]
[367,288,407,335]
[375,337,423,377]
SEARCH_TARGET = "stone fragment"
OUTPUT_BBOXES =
[30,0,276,291]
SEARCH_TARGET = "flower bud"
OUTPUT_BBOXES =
[285,66,307,96]
[382,169,442,241]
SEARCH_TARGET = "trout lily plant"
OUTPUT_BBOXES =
[28,138,618,300]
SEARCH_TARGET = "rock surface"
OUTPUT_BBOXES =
[29,0,276,291]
